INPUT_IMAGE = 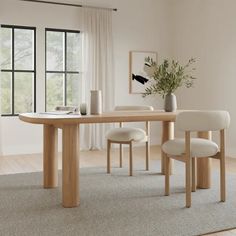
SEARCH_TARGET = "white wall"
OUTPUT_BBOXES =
[0,0,82,155]
[171,0,236,157]
[0,0,172,155]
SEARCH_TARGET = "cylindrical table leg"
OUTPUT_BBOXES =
[161,121,174,175]
[62,124,80,207]
[43,124,58,188]
[197,131,212,189]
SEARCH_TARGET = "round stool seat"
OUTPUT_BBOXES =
[106,127,146,142]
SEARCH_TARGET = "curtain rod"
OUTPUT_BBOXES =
[20,0,117,11]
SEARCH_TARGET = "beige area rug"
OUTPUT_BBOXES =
[0,161,236,236]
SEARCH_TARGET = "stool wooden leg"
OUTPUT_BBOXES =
[186,156,192,208]
[119,144,123,168]
[220,154,226,202]
[220,130,226,202]
[145,141,149,171]
[165,155,170,196]
[107,140,111,174]
[192,157,196,192]
[129,142,133,176]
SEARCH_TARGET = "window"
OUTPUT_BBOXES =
[1,25,36,116]
[45,28,81,111]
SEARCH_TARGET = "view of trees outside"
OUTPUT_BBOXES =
[14,73,33,114]
[1,27,12,114]
[46,30,80,111]
[1,26,81,114]
[1,28,12,70]
[1,26,35,115]
[46,73,64,111]
[1,72,11,114]
[66,73,81,106]
[14,29,34,70]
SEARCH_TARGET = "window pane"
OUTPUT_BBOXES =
[46,73,64,111]
[66,74,80,106]
[1,28,12,70]
[14,72,33,113]
[46,31,64,71]
[67,33,80,71]
[1,72,12,114]
[15,29,34,70]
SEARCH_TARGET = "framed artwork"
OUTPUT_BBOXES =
[129,51,157,94]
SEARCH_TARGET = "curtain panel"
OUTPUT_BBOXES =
[81,7,115,150]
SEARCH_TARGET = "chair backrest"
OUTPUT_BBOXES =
[114,106,154,111]
[176,110,230,132]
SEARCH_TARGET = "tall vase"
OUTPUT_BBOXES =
[164,93,177,112]
[90,90,102,114]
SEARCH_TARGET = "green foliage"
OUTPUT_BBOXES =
[143,57,196,98]
[1,27,34,114]
[1,28,81,114]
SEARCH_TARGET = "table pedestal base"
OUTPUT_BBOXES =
[43,124,58,188]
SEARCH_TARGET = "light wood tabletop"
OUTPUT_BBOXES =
[19,110,177,124]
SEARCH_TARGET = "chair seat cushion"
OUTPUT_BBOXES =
[106,127,146,142]
[162,138,219,157]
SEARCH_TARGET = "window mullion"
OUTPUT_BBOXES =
[64,32,67,106]
[34,28,36,112]
[45,30,47,112]
[12,27,15,115]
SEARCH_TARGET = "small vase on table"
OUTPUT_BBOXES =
[164,93,177,112]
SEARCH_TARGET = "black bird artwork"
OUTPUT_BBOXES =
[132,74,149,85]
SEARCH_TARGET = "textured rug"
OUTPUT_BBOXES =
[0,161,236,236]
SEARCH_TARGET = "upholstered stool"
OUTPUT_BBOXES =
[106,106,153,176]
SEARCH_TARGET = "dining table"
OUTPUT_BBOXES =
[19,110,212,208]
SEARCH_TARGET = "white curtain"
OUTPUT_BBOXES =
[81,7,115,150]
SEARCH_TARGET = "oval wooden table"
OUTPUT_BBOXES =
[19,111,211,208]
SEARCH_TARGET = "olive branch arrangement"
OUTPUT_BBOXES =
[143,57,197,98]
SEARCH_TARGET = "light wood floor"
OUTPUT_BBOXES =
[0,145,236,235]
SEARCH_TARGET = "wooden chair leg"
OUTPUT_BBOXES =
[165,155,170,196]
[186,156,192,208]
[107,140,111,174]
[119,144,123,168]
[220,152,226,202]
[192,157,196,192]
[145,141,149,171]
[129,142,133,176]
[220,130,226,202]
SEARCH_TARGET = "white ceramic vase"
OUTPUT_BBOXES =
[90,90,102,114]
[164,93,177,112]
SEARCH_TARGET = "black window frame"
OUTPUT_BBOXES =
[45,28,81,111]
[0,24,36,116]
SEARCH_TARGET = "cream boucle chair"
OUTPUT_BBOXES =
[106,106,154,176]
[162,110,230,208]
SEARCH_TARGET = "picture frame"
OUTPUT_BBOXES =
[129,51,157,94]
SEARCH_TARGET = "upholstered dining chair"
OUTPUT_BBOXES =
[162,110,230,208]
[106,105,154,176]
